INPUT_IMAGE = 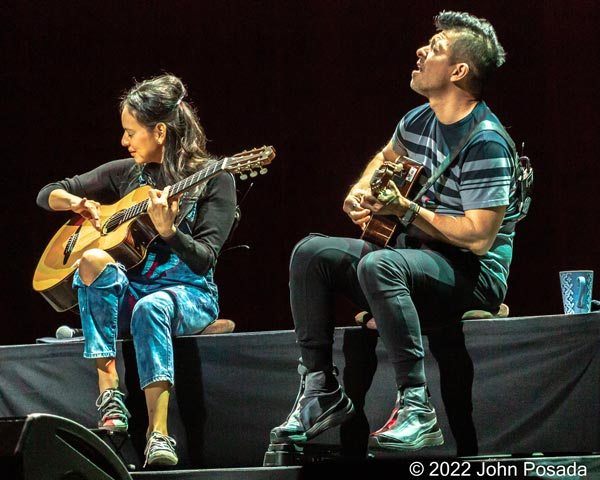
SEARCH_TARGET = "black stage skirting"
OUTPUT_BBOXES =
[0,312,598,471]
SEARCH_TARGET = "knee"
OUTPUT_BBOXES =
[289,234,328,271]
[130,294,172,336]
[357,249,404,280]
[357,249,410,292]
[78,249,115,285]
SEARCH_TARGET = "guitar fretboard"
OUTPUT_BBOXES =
[103,158,228,232]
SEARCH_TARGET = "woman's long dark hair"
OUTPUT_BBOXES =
[120,73,212,187]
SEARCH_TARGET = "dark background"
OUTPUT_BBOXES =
[4,0,598,345]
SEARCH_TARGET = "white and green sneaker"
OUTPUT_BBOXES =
[96,388,130,433]
[144,431,178,467]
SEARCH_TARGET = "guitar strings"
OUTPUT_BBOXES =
[102,159,226,232]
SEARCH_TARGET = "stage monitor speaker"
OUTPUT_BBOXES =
[0,413,132,480]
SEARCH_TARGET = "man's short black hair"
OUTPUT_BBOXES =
[435,11,506,96]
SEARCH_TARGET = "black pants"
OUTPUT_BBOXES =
[289,233,500,387]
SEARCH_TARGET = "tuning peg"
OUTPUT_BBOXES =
[259,167,268,175]
[239,173,248,180]
[249,170,258,178]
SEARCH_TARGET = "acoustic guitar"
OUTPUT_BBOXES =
[32,146,276,312]
[360,156,424,247]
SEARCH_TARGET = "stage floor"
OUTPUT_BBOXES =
[129,454,600,480]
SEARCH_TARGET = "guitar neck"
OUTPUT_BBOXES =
[121,158,228,223]
[169,158,227,197]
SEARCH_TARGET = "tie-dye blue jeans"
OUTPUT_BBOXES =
[73,252,219,389]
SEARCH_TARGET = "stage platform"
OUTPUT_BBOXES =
[128,456,600,480]
[0,312,598,478]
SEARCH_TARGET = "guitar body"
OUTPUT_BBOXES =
[361,156,424,247]
[32,186,158,312]
[32,145,276,313]
[360,215,398,247]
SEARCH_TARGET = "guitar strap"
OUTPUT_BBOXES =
[410,105,495,203]
[473,120,533,223]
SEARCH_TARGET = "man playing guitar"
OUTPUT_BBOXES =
[269,10,520,457]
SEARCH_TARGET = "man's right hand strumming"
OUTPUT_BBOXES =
[343,189,371,228]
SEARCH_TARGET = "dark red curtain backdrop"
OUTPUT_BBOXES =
[4,0,598,345]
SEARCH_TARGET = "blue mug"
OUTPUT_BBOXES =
[559,270,594,314]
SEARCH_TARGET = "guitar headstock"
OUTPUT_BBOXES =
[225,146,276,180]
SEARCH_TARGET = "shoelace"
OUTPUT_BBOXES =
[96,389,130,422]
[144,432,177,467]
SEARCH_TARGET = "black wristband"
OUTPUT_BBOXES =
[400,201,421,226]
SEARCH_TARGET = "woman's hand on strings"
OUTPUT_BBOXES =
[72,197,102,231]
[148,186,181,238]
